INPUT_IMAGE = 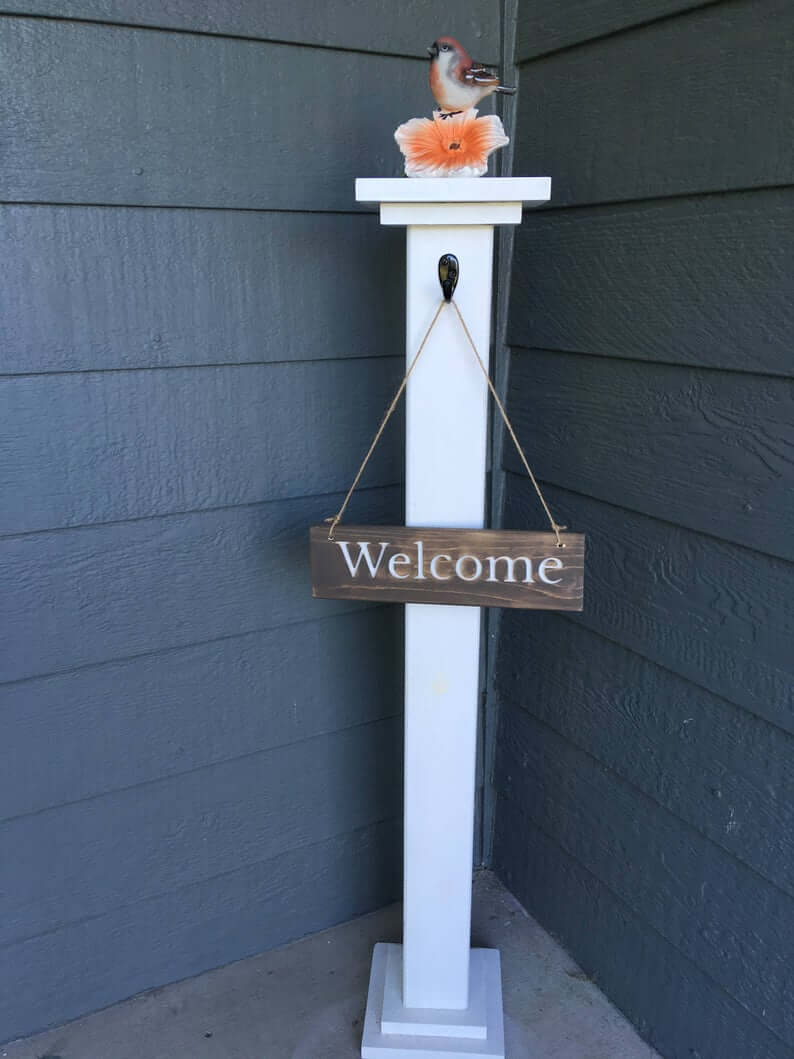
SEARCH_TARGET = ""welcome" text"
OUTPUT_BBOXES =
[334,539,563,585]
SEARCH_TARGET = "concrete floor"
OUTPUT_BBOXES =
[5,871,658,1059]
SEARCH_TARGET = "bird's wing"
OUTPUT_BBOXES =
[463,63,500,86]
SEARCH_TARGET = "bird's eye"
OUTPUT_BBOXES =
[441,43,450,51]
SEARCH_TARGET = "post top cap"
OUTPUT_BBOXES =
[355,176,550,206]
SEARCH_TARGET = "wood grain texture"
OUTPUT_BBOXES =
[507,189,794,375]
[1,817,401,1042]
[0,18,431,210]
[503,478,794,733]
[496,612,794,898]
[0,486,401,684]
[311,525,585,609]
[495,707,794,1047]
[4,1,499,61]
[514,0,794,206]
[504,350,794,561]
[493,798,792,1059]
[1,715,401,948]
[515,0,713,60]
[0,358,403,535]
[0,206,404,374]
[0,608,401,822]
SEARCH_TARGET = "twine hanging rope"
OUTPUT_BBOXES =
[450,301,566,547]
[325,297,565,548]
[325,298,445,541]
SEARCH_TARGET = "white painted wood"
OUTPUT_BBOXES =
[382,946,487,1038]
[403,601,481,1009]
[402,220,493,1012]
[356,176,550,205]
[362,944,505,1058]
[359,178,549,1057]
[405,226,494,529]
[380,203,522,226]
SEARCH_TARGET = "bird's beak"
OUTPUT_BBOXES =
[427,44,438,57]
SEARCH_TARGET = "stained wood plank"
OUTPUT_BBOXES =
[515,0,713,62]
[503,478,794,733]
[0,608,401,822]
[514,0,794,206]
[504,350,794,561]
[0,18,432,210]
[496,612,794,898]
[496,707,794,1046]
[508,189,794,375]
[0,206,404,374]
[0,486,401,684]
[1,715,401,948]
[1,817,400,1043]
[311,525,585,609]
[493,797,792,1059]
[5,1,499,62]
[0,358,403,535]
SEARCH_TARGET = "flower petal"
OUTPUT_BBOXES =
[395,109,509,178]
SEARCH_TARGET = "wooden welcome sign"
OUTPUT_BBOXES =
[311,525,584,610]
[311,262,585,613]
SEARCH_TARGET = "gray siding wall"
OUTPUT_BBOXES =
[491,2,794,1057]
[0,3,500,1041]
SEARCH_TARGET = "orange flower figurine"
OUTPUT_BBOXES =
[394,108,508,178]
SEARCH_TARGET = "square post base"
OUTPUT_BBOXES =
[361,944,505,1058]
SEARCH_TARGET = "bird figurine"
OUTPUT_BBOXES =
[427,36,515,116]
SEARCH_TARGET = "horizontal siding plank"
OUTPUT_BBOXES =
[493,797,791,1059]
[496,707,794,1046]
[0,206,404,374]
[1,817,400,1043]
[508,189,794,375]
[516,0,712,61]
[0,358,402,535]
[1,716,401,948]
[503,478,794,733]
[514,0,794,206]
[496,612,794,897]
[0,607,401,822]
[504,350,794,560]
[0,485,401,684]
[2,2,499,61]
[0,18,436,210]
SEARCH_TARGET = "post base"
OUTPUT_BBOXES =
[361,943,505,1058]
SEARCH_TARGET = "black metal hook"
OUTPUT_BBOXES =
[438,254,459,302]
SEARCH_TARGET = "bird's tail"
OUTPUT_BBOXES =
[495,85,516,94]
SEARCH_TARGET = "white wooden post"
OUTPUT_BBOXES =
[356,177,551,1058]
